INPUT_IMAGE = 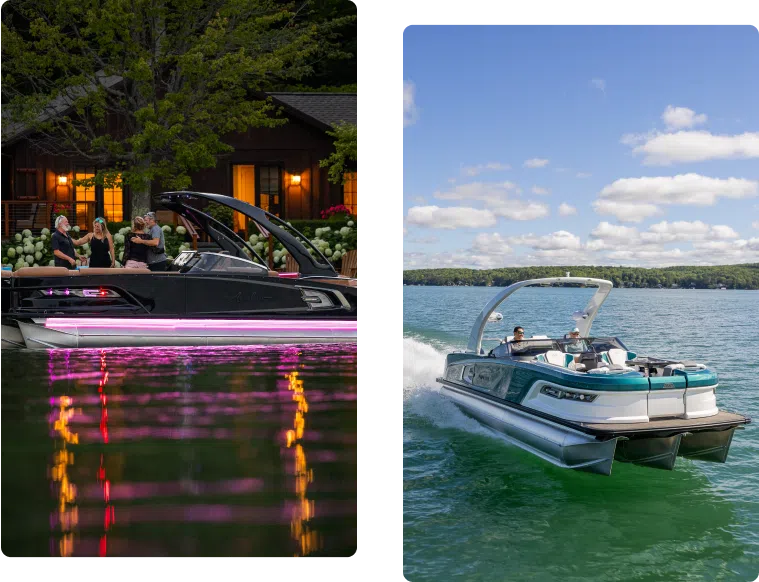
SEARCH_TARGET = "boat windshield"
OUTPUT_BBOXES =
[488,336,629,358]
[172,251,269,275]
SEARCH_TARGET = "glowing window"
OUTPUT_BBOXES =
[343,172,357,215]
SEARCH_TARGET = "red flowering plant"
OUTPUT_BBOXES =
[320,204,353,221]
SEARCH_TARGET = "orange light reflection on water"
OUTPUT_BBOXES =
[285,370,321,556]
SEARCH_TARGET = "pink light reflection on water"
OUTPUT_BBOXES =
[78,478,265,502]
[45,317,357,332]
[49,501,356,529]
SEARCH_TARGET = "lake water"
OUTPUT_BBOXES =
[404,286,759,581]
[2,344,356,557]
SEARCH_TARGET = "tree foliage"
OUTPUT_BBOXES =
[319,121,356,184]
[402,264,759,290]
[1,0,356,214]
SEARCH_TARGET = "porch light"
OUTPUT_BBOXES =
[57,174,68,185]
[291,174,301,185]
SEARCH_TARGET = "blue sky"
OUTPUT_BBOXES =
[403,26,759,269]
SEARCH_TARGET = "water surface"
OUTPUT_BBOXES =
[2,344,356,557]
[404,286,759,581]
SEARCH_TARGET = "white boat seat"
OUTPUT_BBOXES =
[663,363,685,376]
[607,348,629,366]
[544,350,573,368]
[588,364,634,375]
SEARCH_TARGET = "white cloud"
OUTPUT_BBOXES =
[626,130,759,165]
[403,80,419,127]
[434,181,520,202]
[592,199,661,223]
[524,158,549,168]
[590,221,640,241]
[640,221,740,244]
[508,230,583,251]
[432,182,549,221]
[405,235,440,244]
[753,221,759,229]
[576,172,592,178]
[558,203,577,216]
[472,233,512,255]
[531,186,550,195]
[599,174,758,207]
[461,162,511,177]
[494,201,550,221]
[410,195,426,204]
[661,105,708,131]
[405,205,496,230]
[590,78,606,93]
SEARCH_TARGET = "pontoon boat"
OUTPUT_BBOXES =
[436,277,749,476]
[2,192,356,348]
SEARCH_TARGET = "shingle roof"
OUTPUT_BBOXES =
[2,73,123,144]
[267,92,356,129]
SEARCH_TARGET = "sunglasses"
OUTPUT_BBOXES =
[515,331,525,335]
[95,218,105,224]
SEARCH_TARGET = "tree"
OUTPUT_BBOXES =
[319,121,356,184]
[2,0,356,215]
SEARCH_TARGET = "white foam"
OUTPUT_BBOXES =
[403,337,498,439]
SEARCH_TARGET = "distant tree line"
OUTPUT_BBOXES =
[402,264,759,290]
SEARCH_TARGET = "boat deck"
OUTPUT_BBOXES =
[580,410,750,437]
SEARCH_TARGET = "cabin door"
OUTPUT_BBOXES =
[232,164,256,233]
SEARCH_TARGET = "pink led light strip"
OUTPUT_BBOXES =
[45,317,356,332]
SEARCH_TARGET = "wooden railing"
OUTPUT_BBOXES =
[177,215,199,250]
[2,201,97,238]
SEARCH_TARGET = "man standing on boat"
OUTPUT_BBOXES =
[131,211,167,271]
[51,215,81,269]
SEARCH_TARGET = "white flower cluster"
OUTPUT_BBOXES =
[176,226,187,235]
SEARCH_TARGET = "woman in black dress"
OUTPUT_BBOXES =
[75,217,114,268]
[123,216,152,268]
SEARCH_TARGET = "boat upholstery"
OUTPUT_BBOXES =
[13,267,78,277]
[663,363,685,376]
[81,268,152,274]
[1,270,12,278]
[308,277,357,287]
[607,348,629,366]
[545,350,573,368]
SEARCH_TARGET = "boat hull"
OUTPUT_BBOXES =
[8,318,356,349]
[438,379,748,476]
[440,383,620,476]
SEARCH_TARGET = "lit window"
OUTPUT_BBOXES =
[103,176,123,223]
[259,166,281,216]
[343,172,357,215]
[75,169,95,229]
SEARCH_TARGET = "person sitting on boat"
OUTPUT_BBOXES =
[565,328,586,352]
[52,215,82,268]
[123,216,152,269]
[507,326,528,351]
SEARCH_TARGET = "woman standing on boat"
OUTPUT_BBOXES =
[123,216,152,269]
[73,217,114,268]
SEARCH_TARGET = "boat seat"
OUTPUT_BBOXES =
[544,350,573,368]
[1,270,13,278]
[588,364,635,375]
[607,348,630,366]
[13,267,78,277]
[308,277,358,287]
[663,364,685,376]
[81,268,152,274]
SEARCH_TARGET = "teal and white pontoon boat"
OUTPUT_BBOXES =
[437,277,750,476]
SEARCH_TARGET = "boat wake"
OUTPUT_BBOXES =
[403,337,497,438]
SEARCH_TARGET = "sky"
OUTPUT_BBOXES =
[402,25,759,269]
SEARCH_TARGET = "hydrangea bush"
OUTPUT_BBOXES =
[2,217,356,271]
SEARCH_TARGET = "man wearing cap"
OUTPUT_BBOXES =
[565,327,587,355]
[130,211,167,271]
